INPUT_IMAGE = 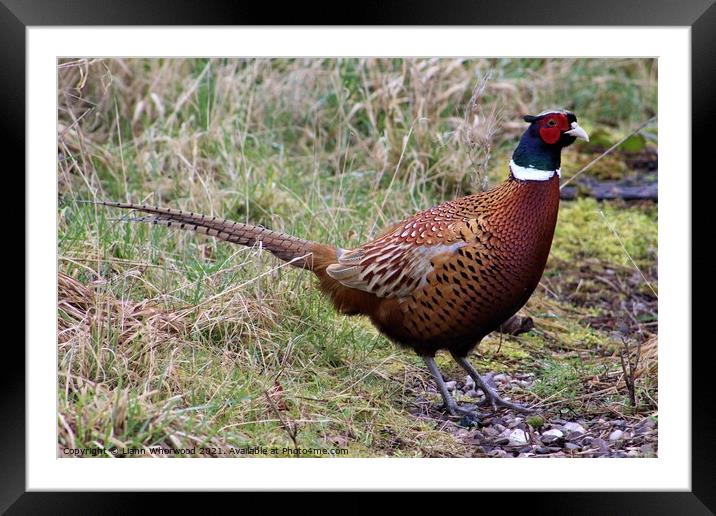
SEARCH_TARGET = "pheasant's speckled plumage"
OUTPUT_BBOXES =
[329,175,561,357]
[98,110,589,416]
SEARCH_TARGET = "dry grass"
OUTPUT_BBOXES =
[57,58,658,457]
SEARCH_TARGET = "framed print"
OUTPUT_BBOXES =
[10,0,713,512]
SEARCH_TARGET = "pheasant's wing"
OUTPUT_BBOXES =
[326,208,489,299]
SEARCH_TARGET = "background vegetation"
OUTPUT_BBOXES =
[58,58,658,457]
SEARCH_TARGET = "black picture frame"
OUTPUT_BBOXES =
[10,0,711,513]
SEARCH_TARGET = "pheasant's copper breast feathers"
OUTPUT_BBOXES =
[323,175,560,355]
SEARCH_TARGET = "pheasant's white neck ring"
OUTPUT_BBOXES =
[509,160,560,182]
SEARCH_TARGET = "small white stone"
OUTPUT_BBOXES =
[608,429,624,441]
[508,429,529,446]
[564,422,586,434]
[445,381,457,391]
[464,376,475,389]
[542,428,564,439]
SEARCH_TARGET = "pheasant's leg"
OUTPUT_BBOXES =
[423,357,480,418]
[452,355,531,413]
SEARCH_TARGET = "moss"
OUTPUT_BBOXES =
[551,198,657,268]
[526,415,546,429]
[562,150,629,181]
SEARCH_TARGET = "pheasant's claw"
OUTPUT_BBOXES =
[479,390,532,413]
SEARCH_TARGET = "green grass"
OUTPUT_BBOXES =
[58,57,658,457]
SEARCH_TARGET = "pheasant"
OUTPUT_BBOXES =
[95,110,588,418]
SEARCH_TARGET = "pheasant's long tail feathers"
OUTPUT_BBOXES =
[96,201,336,271]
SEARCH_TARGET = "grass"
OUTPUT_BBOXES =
[58,58,658,457]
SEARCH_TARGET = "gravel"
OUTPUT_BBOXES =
[415,370,659,458]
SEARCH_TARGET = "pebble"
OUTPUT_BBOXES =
[454,429,470,439]
[445,381,457,391]
[482,426,499,437]
[466,389,481,399]
[471,429,485,440]
[591,438,610,455]
[564,442,581,451]
[507,417,524,429]
[609,429,624,441]
[508,429,529,446]
[542,428,564,438]
[540,429,564,444]
[635,418,657,436]
[564,422,586,434]
[488,449,507,458]
[640,444,655,456]
[464,376,475,389]
[493,373,510,384]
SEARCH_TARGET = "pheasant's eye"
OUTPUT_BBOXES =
[546,119,557,127]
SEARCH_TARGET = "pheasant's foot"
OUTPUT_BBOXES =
[477,387,532,413]
[442,400,482,418]
[452,355,532,414]
[423,356,482,422]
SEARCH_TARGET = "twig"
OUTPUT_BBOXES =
[263,390,299,449]
[619,337,642,411]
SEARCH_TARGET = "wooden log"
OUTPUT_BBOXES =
[561,180,658,201]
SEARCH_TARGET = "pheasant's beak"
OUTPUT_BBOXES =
[565,122,589,142]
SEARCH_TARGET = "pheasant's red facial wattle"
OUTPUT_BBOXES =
[538,114,570,144]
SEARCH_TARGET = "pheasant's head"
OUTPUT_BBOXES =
[523,110,589,148]
[510,110,589,180]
